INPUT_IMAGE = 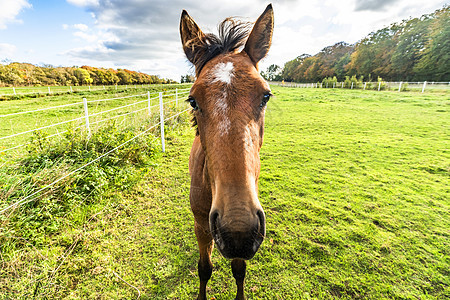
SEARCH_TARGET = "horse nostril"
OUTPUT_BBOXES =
[256,209,266,237]
[209,210,220,235]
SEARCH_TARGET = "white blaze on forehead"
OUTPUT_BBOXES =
[214,90,230,136]
[212,62,234,84]
[208,62,234,136]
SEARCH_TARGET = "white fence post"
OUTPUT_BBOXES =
[363,82,367,90]
[398,81,402,92]
[175,88,178,106]
[70,86,73,93]
[351,82,354,89]
[13,87,16,95]
[341,82,344,88]
[147,91,152,116]
[89,85,91,92]
[378,81,381,91]
[83,97,91,137]
[159,92,165,153]
[422,81,427,93]
[48,86,51,94]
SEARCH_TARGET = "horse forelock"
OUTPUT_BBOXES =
[193,18,251,76]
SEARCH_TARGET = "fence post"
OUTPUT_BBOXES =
[378,81,381,91]
[398,81,402,92]
[159,92,165,153]
[175,88,178,106]
[89,85,91,92]
[351,82,354,89]
[341,82,344,88]
[83,97,91,137]
[147,91,152,116]
[363,82,367,90]
[13,87,16,95]
[70,86,73,93]
[422,81,427,93]
[48,86,51,94]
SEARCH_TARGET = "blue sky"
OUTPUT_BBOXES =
[0,0,447,81]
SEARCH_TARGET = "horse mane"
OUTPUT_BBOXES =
[193,18,252,76]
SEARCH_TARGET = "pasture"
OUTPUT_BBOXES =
[0,87,448,299]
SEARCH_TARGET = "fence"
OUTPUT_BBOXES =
[0,83,190,97]
[0,87,191,154]
[271,81,450,92]
[0,87,192,214]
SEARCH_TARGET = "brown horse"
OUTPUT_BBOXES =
[180,4,274,300]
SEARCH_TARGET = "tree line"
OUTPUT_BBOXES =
[263,5,449,83]
[0,63,176,87]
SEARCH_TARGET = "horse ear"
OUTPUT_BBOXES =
[180,10,206,67]
[244,4,274,66]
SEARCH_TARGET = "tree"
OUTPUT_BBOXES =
[74,68,93,85]
[261,64,282,81]
[117,69,131,85]
[414,6,450,81]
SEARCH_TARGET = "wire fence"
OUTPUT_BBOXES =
[271,81,450,92]
[0,87,192,215]
[0,83,192,97]
[0,87,190,153]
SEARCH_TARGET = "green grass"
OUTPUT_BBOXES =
[0,87,448,299]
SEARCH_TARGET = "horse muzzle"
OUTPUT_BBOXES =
[209,209,266,260]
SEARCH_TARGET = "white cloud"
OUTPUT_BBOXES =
[0,0,32,29]
[66,0,99,7]
[0,43,17,58]
[73,31,98,42]
[73,23,89,31]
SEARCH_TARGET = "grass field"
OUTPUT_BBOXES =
[0,87,449,299]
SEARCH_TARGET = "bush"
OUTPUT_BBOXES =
[321,76,338,88]
[374,76,387,90]
[399,82,409,91]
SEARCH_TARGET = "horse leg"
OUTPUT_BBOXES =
[231,258,247,300]
[195,221,213,300]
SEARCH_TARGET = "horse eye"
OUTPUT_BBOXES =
[260,92,272,108]
[188,97,198,110]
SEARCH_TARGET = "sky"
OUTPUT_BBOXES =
[0,0,447,81]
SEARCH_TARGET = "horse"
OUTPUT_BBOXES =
[179,4,274,299]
